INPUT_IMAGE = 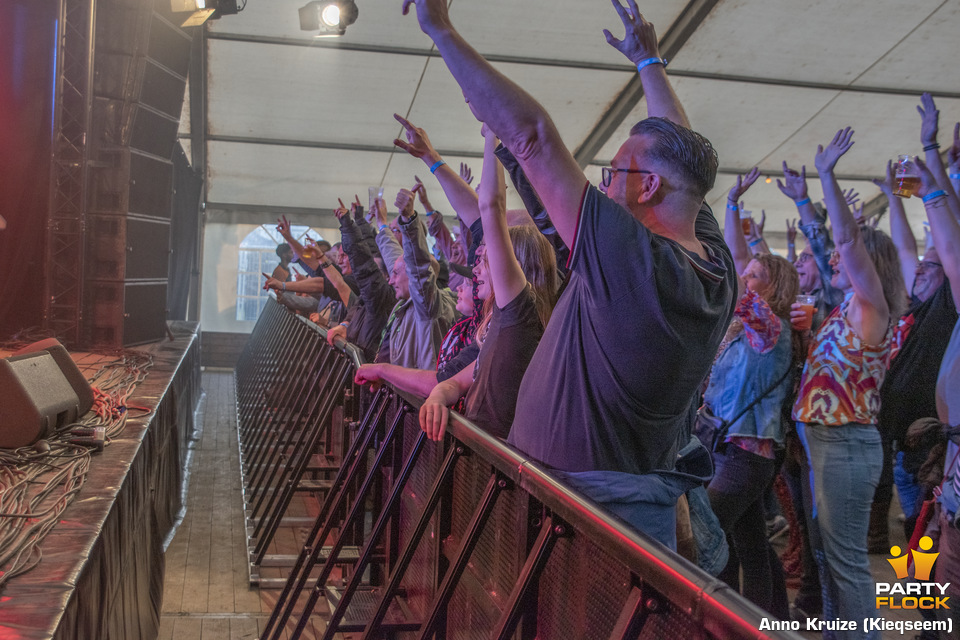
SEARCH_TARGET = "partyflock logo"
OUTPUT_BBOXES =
[876,537,950,610]
[760,537,953,635]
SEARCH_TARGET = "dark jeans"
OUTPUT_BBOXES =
[708,445,789,618]
[783,449,823,613]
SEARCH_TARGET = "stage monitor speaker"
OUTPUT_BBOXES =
[0,340,94,449]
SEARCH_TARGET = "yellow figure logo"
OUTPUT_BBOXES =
[887,537,939,581]
[887,545,910,580]
[913,536,939,582]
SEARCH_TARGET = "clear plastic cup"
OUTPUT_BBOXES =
[795,294,816,331]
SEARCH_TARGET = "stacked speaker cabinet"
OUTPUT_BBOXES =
[85,0,192,346]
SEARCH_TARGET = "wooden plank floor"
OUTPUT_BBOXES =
[159,370,342,640]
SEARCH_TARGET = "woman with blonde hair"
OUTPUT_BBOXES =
[419,125,557,440]
[702,168,799,618]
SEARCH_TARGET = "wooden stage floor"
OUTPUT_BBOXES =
[158,370,344,640]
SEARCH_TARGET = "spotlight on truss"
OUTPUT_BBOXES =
[171,0,239,27]
[299,0,359,37]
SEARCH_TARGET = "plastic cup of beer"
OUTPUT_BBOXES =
[740,211,752,236]
[368,186,384,212]
[893,155,920,198]
[795,294,816,331]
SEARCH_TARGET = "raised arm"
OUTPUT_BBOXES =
[494,142,570,272]
[276,215,321,272]
[723,167,761,279]
[947,122,960,198]
[603,0,689,127]
[814,127,889,344]
[777,162,821,228]
[397,192,445,320]
[401,0,587,247]
[374,196,404,268]
[337,205,392,312]
[873,160,919,292]
[914,156,960,310]
[785,218,798,263]
[918,93,960,223]
[394,114,481,227]
[479,127,528,308]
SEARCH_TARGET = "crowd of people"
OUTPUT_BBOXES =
[260,2,960,637]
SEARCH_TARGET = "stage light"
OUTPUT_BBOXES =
[321,4,340,27]
[299,1,359,36]
[171,0,239,27]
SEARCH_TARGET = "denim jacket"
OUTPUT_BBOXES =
[703,316,793,444]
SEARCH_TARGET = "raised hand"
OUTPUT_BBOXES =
[727,167,761,205]
[401,0,452,36]
[776,162,808,201]
[872,160,895,197]
[349,194,363,219]
[917,92,939,147]
[393,113,440,163]
[412,175,434,211]
[262,273,282,291]
[910,156,940,199]
[276,214,292,238]
[373,197,388,226]
[459,162,473,185]
[948,123,960,172]
[843,188,860,209]
[852,201,867,226]
[786,218,797,245]
[744,213,766,246]
[603,0,661,66]
[814,127,855,174]
[334,197,349,220]
[395,188,416,218]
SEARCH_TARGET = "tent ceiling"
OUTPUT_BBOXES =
[196,0,959,243]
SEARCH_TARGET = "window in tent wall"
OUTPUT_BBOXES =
[236,224,319,322]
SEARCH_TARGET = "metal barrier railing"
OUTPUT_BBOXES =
[237,296,803,640]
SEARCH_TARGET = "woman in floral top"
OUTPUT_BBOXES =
[791,129,907,640]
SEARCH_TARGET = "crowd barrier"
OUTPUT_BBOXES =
[236,296,802,640]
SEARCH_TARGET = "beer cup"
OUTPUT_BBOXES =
[893,155,920,198]
[795,294,816,331]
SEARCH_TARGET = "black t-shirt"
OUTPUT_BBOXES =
[464,285,543,439]
[507,185,736,474]
[879,279,957,444]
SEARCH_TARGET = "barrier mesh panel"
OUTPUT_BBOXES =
[536,534,632,638]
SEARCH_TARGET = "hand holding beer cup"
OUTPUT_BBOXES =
[792,295,816,332]
[893,155,920,198]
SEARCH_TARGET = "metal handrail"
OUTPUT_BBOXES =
[256,295,801,639]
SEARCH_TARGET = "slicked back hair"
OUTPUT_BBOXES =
[629,117,718,200]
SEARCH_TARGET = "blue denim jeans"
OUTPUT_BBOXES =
[893,450,921,519]
[687,484,729,576]
[798,423,882,640]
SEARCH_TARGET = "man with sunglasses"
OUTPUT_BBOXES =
[401,0,736,548]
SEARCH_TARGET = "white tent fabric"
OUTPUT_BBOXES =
[189,0,960,246]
